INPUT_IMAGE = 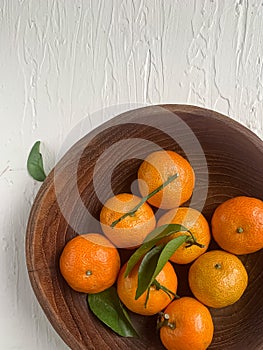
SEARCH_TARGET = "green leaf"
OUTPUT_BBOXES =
[136,235,188,299]
[144,223,189,242]
[135,245,163,300]
[125,224,189,277]
[87,286,139,338]
[151,235,188,283]
[27,141,46,181]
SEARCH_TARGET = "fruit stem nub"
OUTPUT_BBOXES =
[110,173,179,227]
[157,312,176,330]
[236,227,244,233]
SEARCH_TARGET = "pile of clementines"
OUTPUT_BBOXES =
[59,150,263,350]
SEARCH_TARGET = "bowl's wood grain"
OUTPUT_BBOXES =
[26,105,263,350]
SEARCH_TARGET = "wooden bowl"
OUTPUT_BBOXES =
[26,105,263,350]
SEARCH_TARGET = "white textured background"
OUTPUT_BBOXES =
[0,0,263,349]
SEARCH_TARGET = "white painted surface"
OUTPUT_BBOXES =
[0,0,262,349]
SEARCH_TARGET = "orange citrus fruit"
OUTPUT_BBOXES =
[159,297,214,350]
[137,150,195,209]
[59,233,120,293]
[211,196,263,255]
[188,250,248,308]
[100,193,156,249]
[117,261,178,316]
[157,207,211,264]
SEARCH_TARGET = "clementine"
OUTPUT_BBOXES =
[59,233,120,293]
[211,196,263,255]
[159,297,214,350]
[188,250,248,308]
[137,150,195,209]
[157,207,210,264]
[100,193,156,249]
[117,261,178,316]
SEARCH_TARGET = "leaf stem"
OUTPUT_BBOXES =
[152,279,180,300]
[143,279,179,309]
[185,232,205,249]
[144,287,151,308]
[110,173,179,227]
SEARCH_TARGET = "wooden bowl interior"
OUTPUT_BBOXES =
[26,105,263,350]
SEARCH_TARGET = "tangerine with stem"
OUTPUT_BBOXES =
[159,296,214,350]
[117,261,178,316]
